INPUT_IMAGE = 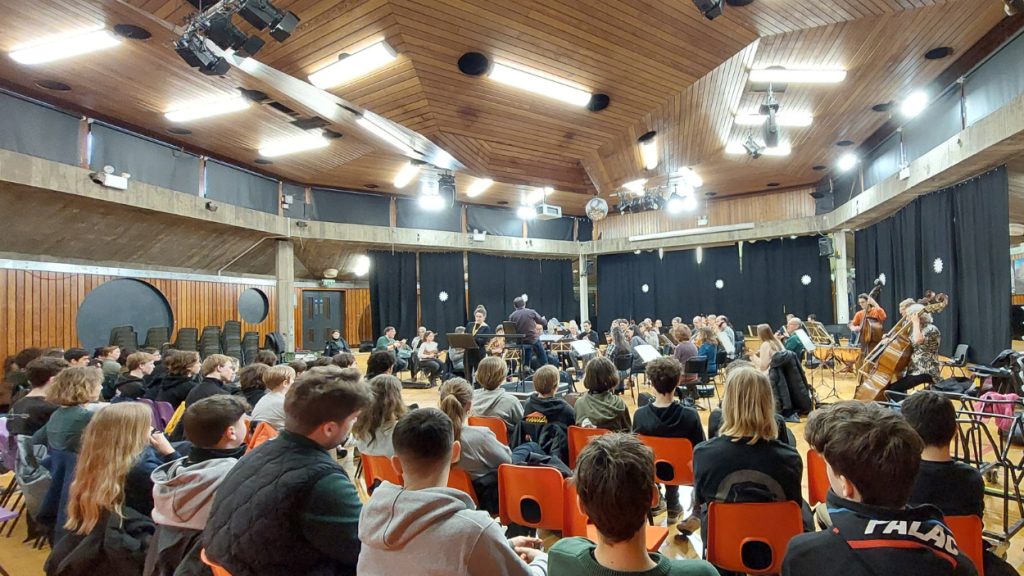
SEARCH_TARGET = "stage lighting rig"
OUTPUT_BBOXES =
[175,0,299,74]
[759,86,781,149]
[743,135,764,159]
[692,0,724,19]
[175,31,230,76]
[239,0,300,42]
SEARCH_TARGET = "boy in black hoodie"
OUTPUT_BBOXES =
[632,356,705,521]
[184,354,236,407]
[522,365,575,427]
[783,401,977,576]
[113,352,156,402]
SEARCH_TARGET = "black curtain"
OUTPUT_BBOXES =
[855,167,1010,362]
[419,252,467,347]
[369,251,418,342]
[467,254,577,325]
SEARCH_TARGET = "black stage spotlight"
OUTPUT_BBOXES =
[692,0,724,19]
[238,0,300,42]
[743,136,764,159]
[206,14,265,57]
[438,172,456,208]
[763,108,780,148]
[175,32,230,75]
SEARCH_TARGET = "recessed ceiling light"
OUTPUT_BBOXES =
[497,200,509,206]
[812,164,827,171]
[466,177,494,198]
[488,62,592,107]
[258,134,330,158]
[705,191,717,198]
[34,79,70,91]
[924,46,954,60]
[900,90,929,118]
[638,131,658,170]
[836,140,855,147]
[871,102,894,113]
[766,182,780,187]
[587,93,611,112]
[10,28,121,65]
[254,158,273,165]
[837,153,859,172]
[457,52,490,76]
[113,24,151,40]
[365,184,379,189]
[166,127,193,136]
[308,40,398,89]
[164,95,251,122]
[749,68,846,84]
[735,112,813,127]
[725,142,792,156]
[393,161,423,189]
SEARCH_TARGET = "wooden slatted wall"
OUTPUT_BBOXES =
[0,269,276,360]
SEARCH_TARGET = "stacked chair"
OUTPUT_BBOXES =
[221,321,243,363]
[108,325,138,350]
[173,328,199,352]
[199,326,223,359]
[242,332,260,365]
[144,327,171,350]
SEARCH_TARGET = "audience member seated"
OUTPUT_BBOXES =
[366,350,396,380]
[146,396,249,576]
[691,366,802,549]
[357,408,548,575]
[288,360,307,378]
[97,345,123,401]
[3,347,43,410]
[203,368,371,576]
[122,406,187,519]
[352,374,407,458]
[146,351,201,408]
[250,365,295,431]
[254,350,278,367]
[33,366,104,454]
[45,403,159,576]
[521,365,575,428]
[333,352,356,369]
[63,348,91,368]
[783,401,977,576]
[550,433,717,576]
[632,357,706,522]
[184,355,236,407]
[113,352,156,403]
[471,356,524,432]
[439,378,512,483]
[417,331,444,387]
[235,362,269,408]
[8,357,67,436]
[574,357,631,432]
[324,329,351,357]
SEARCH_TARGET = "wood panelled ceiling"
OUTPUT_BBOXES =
[0,0,1010,215]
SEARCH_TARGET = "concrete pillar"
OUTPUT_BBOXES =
[833,230,852,325]
[276,239,296,353]
[578,254,589,323]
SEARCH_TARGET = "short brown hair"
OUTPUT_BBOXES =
[165,351,200,376]
[532,365,560,395]
[332,352,355,368]
[47,366,103,406]
[582,357,618,393]
[672,325,691,342]
[125,352,155,372]
[575,433,654,543]
[284,368,371,435]
[265,365,296,391]
[645,357,682,395]
[805,401,923,508]
[255,350,278,366]
[183,395,249,447]
[26,357,69,388]
[288,360,307,375]
[476,356,508,390]
[99,345,120,358]
[201,354,234,377]
[238,363,268,391]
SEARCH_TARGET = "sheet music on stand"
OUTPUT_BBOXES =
[794,329,816,352]
[570,340,596,356]
[804,321,835,346]
[539,334,564,342]
[633,344,661,364]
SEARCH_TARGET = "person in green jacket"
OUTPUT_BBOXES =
[550,433,717,575]
[374,326,408,372]
[574,357,631,432]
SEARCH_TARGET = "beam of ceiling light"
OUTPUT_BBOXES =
[623,179,647,194]
[524,188,547,205]
[308,40,398,89]
[419,178,444,211]
[353,255,370,277]
[465,177,494,198]
[164,96,251,122]
[357,116,418,156]
[676,167,703,188]
[725,142,792,156]
[9,28,121,65]
[258,134,330,158]
[393,161,422,188]
[900,90,929,119]
[837,152,859,172]
[666,196,685,215]
[488,62,592,107]
[639,132,658,170]
[734,112,813,127]
[748,68,847,84]
[516,205,536,220]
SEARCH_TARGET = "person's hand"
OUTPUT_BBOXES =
[516,547,544,563]
[149,429,176,457]
[509,536,543,549]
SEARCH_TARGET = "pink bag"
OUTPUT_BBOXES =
[978,391,1021,433]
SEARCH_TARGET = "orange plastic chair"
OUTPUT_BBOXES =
[200,549,232,576]
[638,435,694,486]
[806,449,829,506]
[244,422,278,454]
[361,454,404,492]
[447,466,479,505]
[945,515,985,576]
[562,481,669,552]
[241,415,253,444]
[497,464,565,531]
[468,416,510,445]
[706,501,803,574]
[568,426,610,468]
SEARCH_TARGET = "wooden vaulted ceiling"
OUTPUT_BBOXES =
[0,0,1010,216]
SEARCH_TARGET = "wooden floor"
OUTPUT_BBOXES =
[2,368,1023,573]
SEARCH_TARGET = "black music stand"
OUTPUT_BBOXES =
[447,333,480,384]
[501,321,528,388]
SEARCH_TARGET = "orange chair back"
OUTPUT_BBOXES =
[806,449,829,506]
[945,515,985,576]
[200,549,232,576]
[497,464,565,531]
[244,422,278,454]
[468,416,509,445]
[568,426,610,468]
[638,435,694,486]
[447,466,479,505]
[361,454,404,492]
[241,416,252,444]
[706,501,803,574]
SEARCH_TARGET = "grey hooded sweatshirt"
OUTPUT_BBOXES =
[357,483,547,576]
[471,387,524,432]
[151,456,238,530]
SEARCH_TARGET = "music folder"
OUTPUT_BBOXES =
[570,339,596,356]
[794,329,816,352]
[633,344,661,364]
[447,333,479,350]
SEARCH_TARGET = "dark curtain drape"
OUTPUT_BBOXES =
[369,251,418,341]
[855,167,1010,362]
[467,254,577,325]
[418,252,467,347]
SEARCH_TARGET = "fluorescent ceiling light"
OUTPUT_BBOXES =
[308,40,398,89]
[676,167,703,188]
[749,68,847,84]
[466,177,494,198]
[734,112,813,127]
[900,90,929,119]
[623,179,647,194]
[258,134,330,158]
[725,142,792,156]
[488,62,592,107]
[628,222,755,242]
[353,255,370,277]
[393,161,422,189]
[164,96,251,123]
[639,134,658,170]
[357,116,417,156]
[9,28,121,65]
[837,152,859,172]
[516,205,536,220]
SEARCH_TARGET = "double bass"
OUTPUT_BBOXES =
[854,291,949,401]
[857,281,886,354]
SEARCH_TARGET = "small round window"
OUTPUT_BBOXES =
[238,288,269,323]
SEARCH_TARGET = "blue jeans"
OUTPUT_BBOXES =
[522,341,547,370]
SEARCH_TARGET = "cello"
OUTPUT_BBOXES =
[854,291,949,401]
[857,280,885,354]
